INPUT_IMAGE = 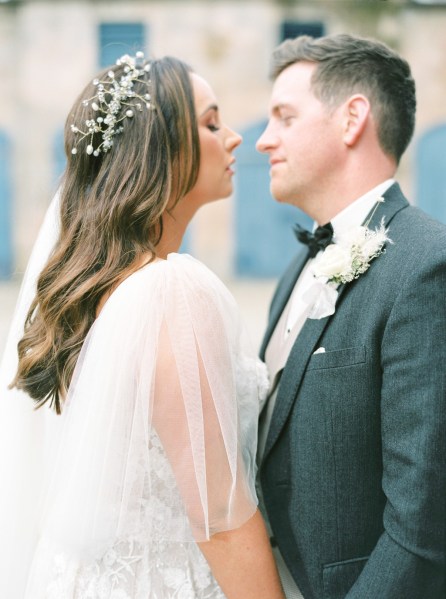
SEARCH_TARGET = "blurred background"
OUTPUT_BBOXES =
[1,0,446,349]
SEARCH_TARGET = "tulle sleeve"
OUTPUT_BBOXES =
[153,256,260,540]
[39,254,263,560]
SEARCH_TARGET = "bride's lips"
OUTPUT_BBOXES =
[226,158,236,175]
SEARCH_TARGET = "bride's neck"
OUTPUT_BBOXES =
[96,205,196,319]
[156,202,196,259]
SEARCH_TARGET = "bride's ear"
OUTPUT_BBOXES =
[342,94,370,147]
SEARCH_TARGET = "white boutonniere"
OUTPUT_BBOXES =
[303,197,392,319]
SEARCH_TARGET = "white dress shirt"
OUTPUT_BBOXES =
[284,179,395,337]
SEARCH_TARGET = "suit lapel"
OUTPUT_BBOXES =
[262,182,409,460]
[263,291,338,459]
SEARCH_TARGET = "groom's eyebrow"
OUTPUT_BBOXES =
[199,104,219,117]
[272,103,295,114]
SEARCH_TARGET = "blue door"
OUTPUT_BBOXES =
[416,123,446,224]
[0,131,12,279]
[53,127,66,188]
[234,120,312,277]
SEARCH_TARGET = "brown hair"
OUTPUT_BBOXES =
[271,33,416,163]
[11,56,200,412]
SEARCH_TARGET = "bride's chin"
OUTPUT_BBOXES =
[197,193,230,207]
[183,183,234,210]
[216,183,235,202]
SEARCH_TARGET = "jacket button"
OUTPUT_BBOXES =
[270,536,277,547]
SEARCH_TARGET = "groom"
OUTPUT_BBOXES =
[256,34,446,598]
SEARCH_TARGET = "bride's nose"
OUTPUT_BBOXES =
[225,127,242,151]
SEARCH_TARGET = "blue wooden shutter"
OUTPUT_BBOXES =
[0,131,12,279]
[234,121,312,277]
[53,127,66,188]
[416,123,446,223]
[99,23,146,68]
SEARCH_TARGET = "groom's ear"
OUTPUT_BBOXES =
[342,94,370,147]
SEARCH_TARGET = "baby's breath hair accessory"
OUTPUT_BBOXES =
[71,51,153,157]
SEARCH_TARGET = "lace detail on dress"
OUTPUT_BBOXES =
[26,355,267,599]
[31,536,224,599]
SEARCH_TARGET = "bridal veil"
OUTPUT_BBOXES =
[0,192,61,598]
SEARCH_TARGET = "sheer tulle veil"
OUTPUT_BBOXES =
[0,192,61,598]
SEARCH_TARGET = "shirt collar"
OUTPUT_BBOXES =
[318,179,394,240]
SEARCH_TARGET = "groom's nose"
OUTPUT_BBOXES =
[256,122,277,154]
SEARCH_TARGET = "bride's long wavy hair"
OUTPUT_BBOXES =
[11,56,200,413]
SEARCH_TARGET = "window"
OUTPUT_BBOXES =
[280,21,325,42]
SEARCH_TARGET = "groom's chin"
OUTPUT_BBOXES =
[269,183,286,204]
[270,185,294,206]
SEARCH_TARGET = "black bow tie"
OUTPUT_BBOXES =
[293,222,334,258]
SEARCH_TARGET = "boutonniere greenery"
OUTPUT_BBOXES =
[303,197,392,319]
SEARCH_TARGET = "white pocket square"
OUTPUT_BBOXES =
[313,347,326,354]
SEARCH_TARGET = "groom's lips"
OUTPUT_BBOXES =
[270,158,285,169]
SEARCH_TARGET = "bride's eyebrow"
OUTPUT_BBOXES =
[199,104,219,117]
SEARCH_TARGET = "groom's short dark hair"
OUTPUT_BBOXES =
[271,33,416,164]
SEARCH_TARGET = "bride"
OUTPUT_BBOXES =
[0,53,284,598]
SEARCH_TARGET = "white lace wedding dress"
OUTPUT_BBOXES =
[12,254,268,599]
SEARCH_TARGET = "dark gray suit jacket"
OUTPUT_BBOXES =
[259,184,446,599]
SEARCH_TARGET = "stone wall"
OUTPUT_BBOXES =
[1,0,445,277]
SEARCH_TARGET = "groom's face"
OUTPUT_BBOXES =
[256,61,344,217]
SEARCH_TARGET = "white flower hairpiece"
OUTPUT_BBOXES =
[71,51,153,157]
[303,197,392,319]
